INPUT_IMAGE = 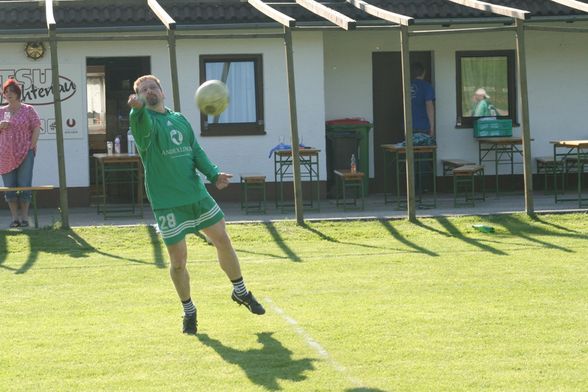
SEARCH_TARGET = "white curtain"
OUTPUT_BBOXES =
[206,61,256,123]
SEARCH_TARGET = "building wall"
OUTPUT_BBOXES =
[2,24,586,195]
[323,23,588,176]
[0,31,326,191]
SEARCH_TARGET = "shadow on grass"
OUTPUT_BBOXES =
[419,217,508,256]
[262,222,302,262]
[300,223,398,252]
[197,332,315,391]
[0,226,165,274]
[346,389,388,392]
[491,215,577,253]
[530,213,582,234]
[378,220,439,257]
[233,248,294,260]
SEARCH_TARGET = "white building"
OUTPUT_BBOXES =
[1,0,587,208]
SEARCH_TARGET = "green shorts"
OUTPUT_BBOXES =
[153,196,224,245]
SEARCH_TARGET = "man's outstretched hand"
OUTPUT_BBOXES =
[215,173,233,190]
[127,94,144,109]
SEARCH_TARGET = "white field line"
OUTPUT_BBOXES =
[264,296,365,389]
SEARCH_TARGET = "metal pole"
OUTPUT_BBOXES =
[515,19,534,215]
[283,26,304,225]
[167,29,181,112]
[48,29,70,228]
[400,25,416,222]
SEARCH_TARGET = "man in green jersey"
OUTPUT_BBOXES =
[128,75,264,335]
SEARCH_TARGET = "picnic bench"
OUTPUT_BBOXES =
[0,185,57,228]
[333,169,365,210]
[535,156,563,193]
[240,174,266,214]
[441,159,475,176]
[452,165,485,207]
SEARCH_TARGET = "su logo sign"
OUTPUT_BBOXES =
[0,68,77,106]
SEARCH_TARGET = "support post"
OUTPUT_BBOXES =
[515,19,534,215]
[167,29,181,112]
[400,25,416,222]
[283,27,304,225]
[48,29,70,229]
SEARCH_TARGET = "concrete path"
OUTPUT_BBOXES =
[2,191,585,229]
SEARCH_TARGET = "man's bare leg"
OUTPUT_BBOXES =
[166,238,198,333]
[202,219,265,315]
[201,219,241,280]
[166,239,191,301]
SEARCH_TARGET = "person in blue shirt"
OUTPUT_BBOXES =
[410,62,436,139]
[410,63,436,196]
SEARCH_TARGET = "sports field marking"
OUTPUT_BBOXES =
[264,296,365,389]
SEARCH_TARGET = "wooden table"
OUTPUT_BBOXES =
[93,153,144,219]
[380,144,437,209]
[477,137,525,197]
[273,148,321,211]
[550,140,588,208]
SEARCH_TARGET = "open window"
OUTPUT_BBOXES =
[199,54,265,136]
[456,50,517,128]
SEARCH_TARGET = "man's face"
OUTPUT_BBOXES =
[136,79,163,106]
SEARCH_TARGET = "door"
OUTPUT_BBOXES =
[372,51,432,193]
[86,57,150,200]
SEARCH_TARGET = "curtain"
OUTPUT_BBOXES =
[461,56,509,116]
[205,61,256,124]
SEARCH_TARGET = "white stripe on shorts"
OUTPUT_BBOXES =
[160,203,221,239]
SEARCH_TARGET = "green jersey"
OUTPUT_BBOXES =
[129,105,220,209]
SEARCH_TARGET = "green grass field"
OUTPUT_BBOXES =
[1,213,587,391]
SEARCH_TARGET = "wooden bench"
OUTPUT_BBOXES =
[452,165,485,207]
[334,169,365,210]
[536,157,564,193]
[239,174,266,214]
[442,159,475,176]
[0,186,57,228]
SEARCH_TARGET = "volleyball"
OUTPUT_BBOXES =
[194,80,229,116]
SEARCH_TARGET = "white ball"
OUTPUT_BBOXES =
[194,80,229,116]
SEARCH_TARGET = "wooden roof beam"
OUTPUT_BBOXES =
[296,0,356,30]
[346,0,413,26]
[447,0,530,20]
[248,0,296,28]
[45,0,56,29]
[549,0,588,13]
[148,0,176,30]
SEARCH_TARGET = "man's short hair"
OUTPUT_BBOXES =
[133,75,162,93]
[411,62,425,78]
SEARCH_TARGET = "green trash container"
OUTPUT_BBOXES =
[326,119,372,196]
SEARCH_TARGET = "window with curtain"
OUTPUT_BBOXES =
[455,50,517,128]
[86,67,106,134]
[199,54,264,136]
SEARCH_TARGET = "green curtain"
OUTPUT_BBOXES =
[461,56,509,116]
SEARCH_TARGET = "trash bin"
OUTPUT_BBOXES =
[326,118,372,197]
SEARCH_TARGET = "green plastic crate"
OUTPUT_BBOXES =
[474,118,513,137]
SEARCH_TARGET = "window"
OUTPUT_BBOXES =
[199,54,264,136]
[87,65,106,135]
[455,50,516,128]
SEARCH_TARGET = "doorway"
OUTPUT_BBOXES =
[86,57,150,197]
[371,51,433,193]
[86,57,150,155]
